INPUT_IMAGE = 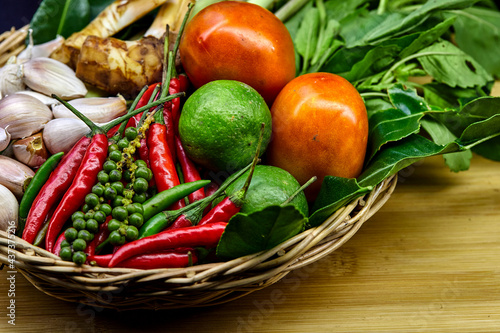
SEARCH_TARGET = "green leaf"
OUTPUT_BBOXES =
[362,0,479,45]
[311,19,340,66]
[367,108,425,161]
[472,136,500,161]
[216,205,306,259]
[421,117,472,172]
[399,16,456,59]
[452,7,500,78]
[422,82,490,109]
[345,45,400,82]
[339,8,389,47]
[388,83,430,115]
[360,98,500,187]
[309,177,372,227]
[30,0,91,45]
[295,7,320,70]
[417,40,493,88]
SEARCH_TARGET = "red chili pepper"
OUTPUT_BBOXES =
[178,74,189,92]
[164,78,181,124]
[53,232,66,257]
[108,222,227,267]
[86,217,110,257]
[175,136,205,203]
[22,136,91,244]
[45,134,108,252]
[132,82,162,126]
[89,248,197,269]
[138,135,151,168]
[147,122,184,210]
[197,196,244,226]
[163,108,176,163]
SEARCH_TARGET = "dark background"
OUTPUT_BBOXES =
[1,0,40,32]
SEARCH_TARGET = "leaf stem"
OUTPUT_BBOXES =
[360,92,388,98]
[246,0,278,9]
[275,0,310,21]
[377,0,388,15]
[381,51,463,84]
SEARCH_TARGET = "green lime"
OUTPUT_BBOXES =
[219,165,309,217]
[178,80,272,173]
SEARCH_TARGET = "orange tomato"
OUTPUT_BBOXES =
[267,73,369,201]
[179,1,296,105]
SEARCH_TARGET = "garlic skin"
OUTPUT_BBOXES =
[0,127,11,151]
[51,95,127,123]
[22,57,87,100]
[0,62,25,98]
[13,132,49,168]
[15,90,59,106]
[17,35,65,63]
[0,155,35,199]
[0,184,18,231]
[0,94,53,139]
[43,118,90,154]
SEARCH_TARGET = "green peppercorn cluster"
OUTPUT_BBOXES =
[60,127,154,264]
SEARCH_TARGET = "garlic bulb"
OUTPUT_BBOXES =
[0,155,35,199]
[43,118,90,154]
[13,132,49,168]
[0,62,25,98]
[17,35,65,63]
[0,94,53,139]
[52,95,127,123]
[15,90,59,106]
[0,127,11,151]
[22,57,87,100]
[0,184,18,231]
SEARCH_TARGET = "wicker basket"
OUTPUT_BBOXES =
[0,175,396,310]
[0,25,398,311]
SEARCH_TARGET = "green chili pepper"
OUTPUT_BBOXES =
[17,152,64,236]
[142,179,211,221]
[33,219,50,247]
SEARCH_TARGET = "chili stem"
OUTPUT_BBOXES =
[115,85,149,138]
[138,85,162,128]
[51,93,184,135]
[103,93,184,132]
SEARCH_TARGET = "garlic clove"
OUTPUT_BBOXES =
[0,184,18,231]
[51,95,127,123]
[22,57,87,100]
[0,127,11,151]
[17,35,65,63]
[13,132,49,168]
[0,155,35,199]
[42,118,90,154]
[15,90,59,106]
[0,94,53,139]
[0,62,25,98]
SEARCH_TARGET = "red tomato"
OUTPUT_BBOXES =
[267,73,369,201]
[179,1,296,105]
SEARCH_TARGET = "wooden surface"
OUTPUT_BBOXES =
[0,153,498,332]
